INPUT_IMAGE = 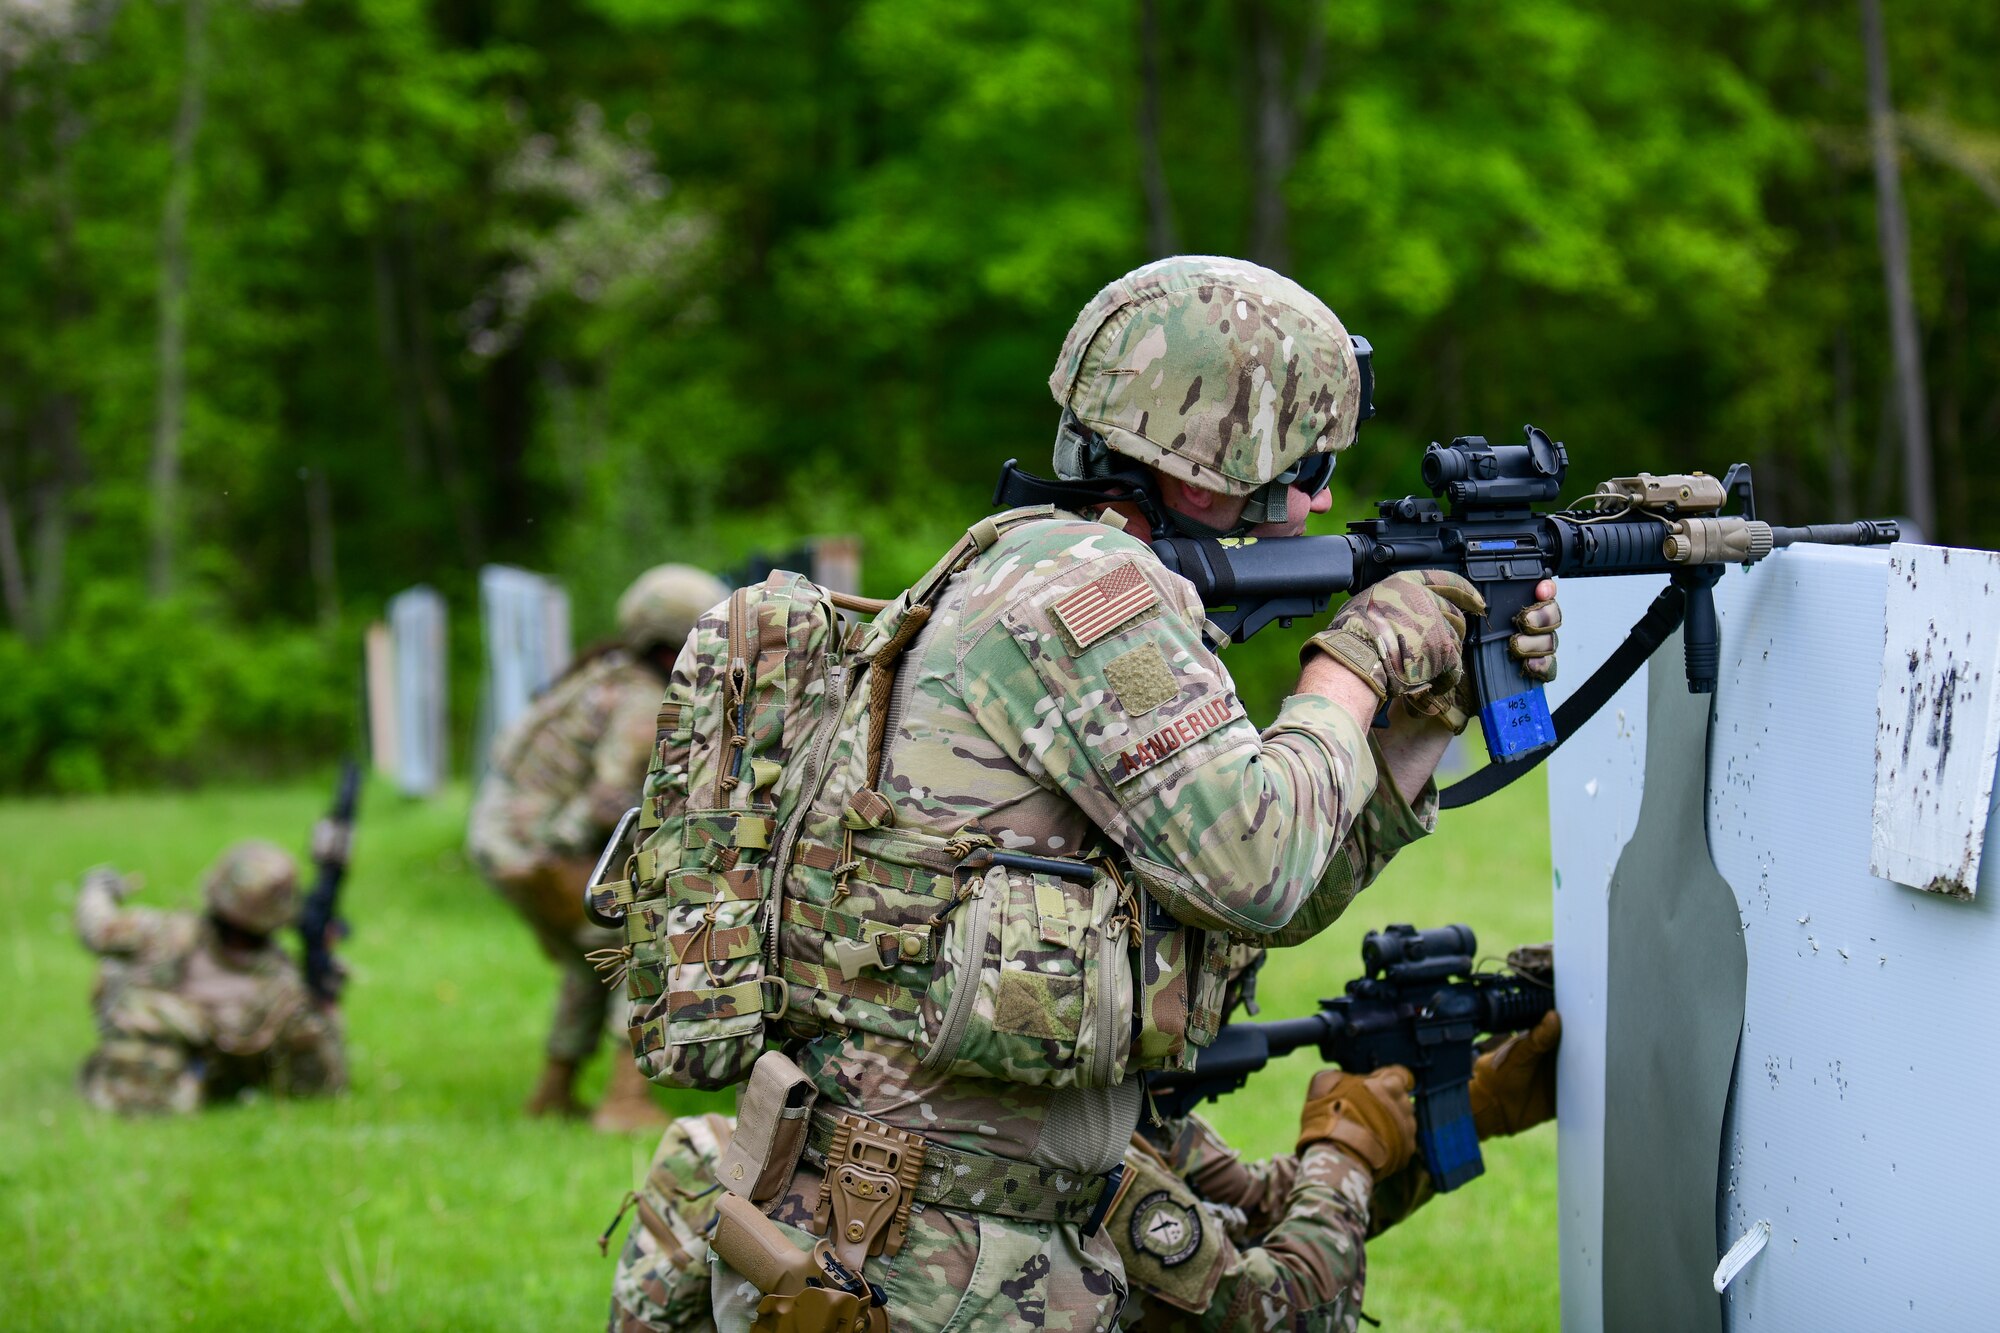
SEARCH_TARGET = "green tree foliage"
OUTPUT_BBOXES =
[0,0,1995,788]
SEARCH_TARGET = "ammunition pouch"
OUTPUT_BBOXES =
[715,1050,818,1204]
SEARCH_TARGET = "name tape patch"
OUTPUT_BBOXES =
[1109,696,1245,784]
[1052,563,1158,651]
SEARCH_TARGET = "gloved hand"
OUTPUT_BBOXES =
[1306,572,1487,717]
[83,865,136,902]
[1406,579,1563,733]
[1296,1065,1417,1181]
[1510,580,1562,683]
[1469,1009,1561,1139]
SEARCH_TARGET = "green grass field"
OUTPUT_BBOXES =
[0,772,1556,1331]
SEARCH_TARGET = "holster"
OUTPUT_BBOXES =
[810,1113,928,1272]
[715,1050,817,1204]
[710,1192,886,1333]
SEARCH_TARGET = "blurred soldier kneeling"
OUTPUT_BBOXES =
[76,841,345,1114]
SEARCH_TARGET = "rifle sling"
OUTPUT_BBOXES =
[1440,581,1688,810]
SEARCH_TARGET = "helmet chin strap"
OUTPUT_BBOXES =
[1014,412,1262,539]
[1239,477,1294,527]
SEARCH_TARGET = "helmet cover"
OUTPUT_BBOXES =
[1049,255,1362,497]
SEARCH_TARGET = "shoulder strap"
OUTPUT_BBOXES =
[860,506,1059,792]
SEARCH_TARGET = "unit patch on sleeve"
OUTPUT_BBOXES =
[1129,1191,1204,1267]
[1051,562,1158,651]
[1108,696,1246,785]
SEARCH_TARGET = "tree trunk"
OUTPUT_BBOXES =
[1858,0,1933,538]
[370,238,430,478]
[1237,0,1325,272]
[1243,0,1289,269]
[148,0,208,599]
[1136,0,1180,258]
[31,395,78,638]
[399,222,485,569]
[0,475,31,639]
[303,464,340,630]
[32,69,86,637]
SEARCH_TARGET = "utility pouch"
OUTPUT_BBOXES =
[716,1050,818,1204]
[1128,886,1229,1073]
[914,849,1134,1088]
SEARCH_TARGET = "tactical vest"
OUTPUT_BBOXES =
[600,509,1224,1093]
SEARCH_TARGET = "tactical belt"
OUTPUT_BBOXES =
[803,1109,1114,1228]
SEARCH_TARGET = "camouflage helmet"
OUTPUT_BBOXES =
[1049,255,1363,498]
[617,564,729,655]
[202,840,300,935]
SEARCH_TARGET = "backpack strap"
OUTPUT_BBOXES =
[860,505,1057,793]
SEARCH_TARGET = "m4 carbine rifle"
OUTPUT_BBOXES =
[1145,923,1552,1192]
[1149,429,1899,796]
[998,427,1898,805]
[299,758,361,1004]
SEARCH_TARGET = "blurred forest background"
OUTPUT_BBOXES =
[2,0,1997,792]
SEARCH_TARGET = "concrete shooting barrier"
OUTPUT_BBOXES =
[385,586,449,797]
[475,565,572,778]
[1550,543,2000,1332]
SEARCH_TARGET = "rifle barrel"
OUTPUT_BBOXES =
[1769,520,1900,548]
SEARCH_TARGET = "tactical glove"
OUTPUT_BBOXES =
[1511,586,1562,683]
[1296,1065,1417,1181]
[83,865,135,902]
[1306,571,1486,717]
[1470,1009,1561,1139]
[1409,582,1564,733]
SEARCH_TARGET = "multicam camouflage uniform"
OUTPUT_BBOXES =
[609,1114,736,1333]
[76,847,344,1114]
[704,258,1438,1330]
[1111,1116,1437,1332]
[608,1113,1421,1333]
[468,648,666,1065]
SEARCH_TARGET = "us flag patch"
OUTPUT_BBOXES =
[1052,563,1158,650]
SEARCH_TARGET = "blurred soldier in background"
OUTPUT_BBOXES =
[468,562,728,1132]
[602,1005,1558,1332]
[75,841,346,1114]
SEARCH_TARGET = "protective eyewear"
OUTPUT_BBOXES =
[1274,450,1337,498]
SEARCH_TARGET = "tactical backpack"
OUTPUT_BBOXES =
[591,512,1226,1093]
[586,571,853,1090]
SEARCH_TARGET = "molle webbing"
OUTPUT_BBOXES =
[863,604,931,792]
[803,1111,1113,1226]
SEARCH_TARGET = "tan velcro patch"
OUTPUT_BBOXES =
[992,972,1077,1040]
[1104,642,1181,716]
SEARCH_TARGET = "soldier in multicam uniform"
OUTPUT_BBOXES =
[605,1010,1559,1331]
[695,256,1561,1332]
[470,562,729,1131]
[75,840,346,1114]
